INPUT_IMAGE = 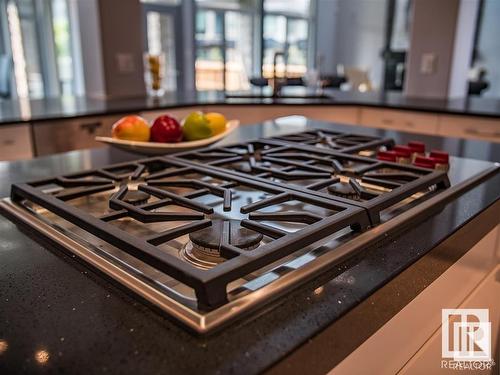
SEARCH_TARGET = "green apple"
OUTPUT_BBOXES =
[182,112,213,141]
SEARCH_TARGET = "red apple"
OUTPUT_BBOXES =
[150,115,183,143]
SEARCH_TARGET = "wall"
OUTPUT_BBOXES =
[404,0,480,99]
[475,0,500,98]
[315,0,387,89]
[315,0,338,75]
[98,0,146,98]
[76,0,146,98]
[181,0,196,92]
[75,0,105,97]
[448,0,478,98]
[404,0,459,98]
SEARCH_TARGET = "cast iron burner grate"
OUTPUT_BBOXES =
[10,156,370,310]
[173,139,451,224]
[270,128,395,154]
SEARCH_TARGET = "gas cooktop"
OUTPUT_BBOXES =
[0,128,497,334]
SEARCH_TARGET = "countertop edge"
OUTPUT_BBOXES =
[1,96,500,126]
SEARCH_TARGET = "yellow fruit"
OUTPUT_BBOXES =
[182,112,212,141]
[112,115,150,142]
[205,112,227,135]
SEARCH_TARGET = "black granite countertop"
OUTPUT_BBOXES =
[0,119,499,374]
[1,88,500,125]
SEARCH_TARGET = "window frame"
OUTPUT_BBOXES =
[1,0,81,98]
[261,10,316,78]
[142,2,185,92]
[35,0,60,97]
[262,0,316,78]
[195,2,261,90]
[194,0,316,90]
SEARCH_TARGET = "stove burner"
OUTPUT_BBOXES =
[327,180,359,199]
[7,132,452,315]
[235,163,252,174]
[189,219,263,258]
[123,190,150,206]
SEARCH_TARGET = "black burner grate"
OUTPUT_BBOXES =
[11,156,370,310]
[173,138,451,224]
[270,128,395,153]
[9,129,451,311]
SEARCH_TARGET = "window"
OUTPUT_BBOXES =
[141,0,184,93]
[51,0,75,96]
[7,0,44,97]
[225,11,253,90]
[1,0,81,98]
[262,14,286,78]
[262,0,313,78]
[264,0,311,16]
[195,8,225,90]
[195,0,259,91]
[145,10,178,91]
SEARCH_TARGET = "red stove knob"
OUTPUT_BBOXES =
[413,155,436,169]
[408,141,425,154]
[377,150,397,162]
[430,150,449,164]
[393,145,412,158]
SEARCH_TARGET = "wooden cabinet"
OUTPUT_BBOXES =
[142,105,360,126]
[4,104,500,161]
[359,108,439,135]
[400,265,500,374]
[0,124,33,161]
[290,106,359,125]
[142,105,294,125]
[331,226,499,375]
[438,115,500,143]
[203,105,359,125]
[202,105,293,125]
[32,115,125,156]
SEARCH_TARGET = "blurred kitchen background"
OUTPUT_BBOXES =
[0,0,498,100]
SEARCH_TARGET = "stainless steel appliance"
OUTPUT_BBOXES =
[0,129,497,334]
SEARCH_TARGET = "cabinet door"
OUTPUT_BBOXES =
[291,106,359,125]
[201,105,293,125]
[143,105,359,126]
[360,108,439,135]
[438,115,500,143]
[0,124,34,161]
[330,226,499,375]
[400,264,500,374]
[32,115,124,156]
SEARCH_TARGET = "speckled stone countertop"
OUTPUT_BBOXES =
[0,119,499,374]
[1,88,500,125]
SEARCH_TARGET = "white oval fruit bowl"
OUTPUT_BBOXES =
[96,119,239,155]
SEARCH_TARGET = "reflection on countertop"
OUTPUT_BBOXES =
[1,89,500,125]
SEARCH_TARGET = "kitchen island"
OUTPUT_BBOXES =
[0,118,498,374]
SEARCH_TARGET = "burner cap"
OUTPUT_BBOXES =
[189,219,263,257]
[327,181,359,199]
[123,190,150,206]
[236,163,252,173]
